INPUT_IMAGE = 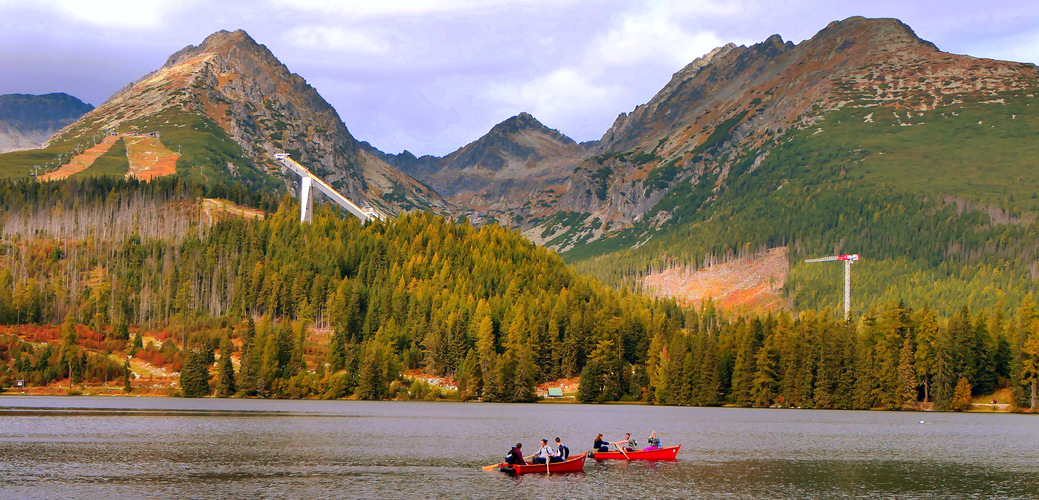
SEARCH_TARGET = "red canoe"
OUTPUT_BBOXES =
[591,444,681,461]
[498,452,587,475]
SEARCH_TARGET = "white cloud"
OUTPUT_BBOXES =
[592,11,727,68]
[482,67,619,124]
[25,0,191,29]
[283,26,391,55]
[266,0,570,18]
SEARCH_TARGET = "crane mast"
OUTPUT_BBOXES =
[804,254,859,321]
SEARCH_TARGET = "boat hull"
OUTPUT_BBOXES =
[591,444,681,461]
[498,452,587,475]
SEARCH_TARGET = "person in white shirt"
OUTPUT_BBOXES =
[531,438,557,464]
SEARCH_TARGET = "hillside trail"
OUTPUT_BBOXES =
[124,136,179,180]
[37,134,123,181]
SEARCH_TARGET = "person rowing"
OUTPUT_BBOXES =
[612,432,637,452]
[531,438,557,464]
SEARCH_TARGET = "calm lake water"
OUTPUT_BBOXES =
[0,397,1037,499]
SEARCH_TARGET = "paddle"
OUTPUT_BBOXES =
[483,454,535,471]
[613,442,631,460]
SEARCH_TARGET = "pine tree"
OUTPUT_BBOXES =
[1022,330,1039,410]
[898,336,918,410]
[933,332,955,411]
[115,322,130,342]
[215,338,236,397]
[356,340,384,400]
[180,351,211,398]
[327,327,348,372]
[259,333,280,396]
[951,377,972,412]
[751,337,778,407]
[123,359,133,393]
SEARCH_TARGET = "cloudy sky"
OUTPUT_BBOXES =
[1,0,1037,156]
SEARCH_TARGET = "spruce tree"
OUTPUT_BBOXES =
[180,351,211,398]
[123,359,133,393]
[115,322,130,342]
[215,338,236,397]
[951,377,973,412]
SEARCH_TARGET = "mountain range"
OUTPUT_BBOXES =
[2,16,1038,314]
[0,93,92,153]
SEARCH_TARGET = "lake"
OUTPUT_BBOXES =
[0,397,1037,498]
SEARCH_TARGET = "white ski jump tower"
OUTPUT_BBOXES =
[273,153,380,223]
[804,254,859,321]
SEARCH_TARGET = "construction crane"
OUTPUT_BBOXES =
[804,254,859,321]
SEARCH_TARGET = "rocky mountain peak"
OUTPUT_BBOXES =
[163,29,260,68]
[486,112,577,146]
[818,16,938,51]
[42,29,444,214]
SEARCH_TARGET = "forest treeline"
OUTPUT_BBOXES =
[0,179,1037,409]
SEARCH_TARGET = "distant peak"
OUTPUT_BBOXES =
[198,29,256,50]
[163,29,263,68]
[490,112,546,134]
[816,16,938,51]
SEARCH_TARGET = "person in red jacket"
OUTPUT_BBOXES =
[505,443,526,465]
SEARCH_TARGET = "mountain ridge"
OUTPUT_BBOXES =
[29,29,445,214]
[0,93,93,153]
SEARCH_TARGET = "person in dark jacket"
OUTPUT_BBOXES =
[593,433,609,453]
[645,430,661,450]
[552,437,569,462]
[505,443,526,465]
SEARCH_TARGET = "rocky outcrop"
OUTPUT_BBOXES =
[0,93,92,153]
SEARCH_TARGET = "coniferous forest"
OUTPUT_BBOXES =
[0,178,1037,410]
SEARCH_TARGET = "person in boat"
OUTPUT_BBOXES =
[552,437,570,462]
[505,443,526,465]
[612,433,637,452]
[532,438,557,464]
[593,433,609,452]
[644,431,661,451]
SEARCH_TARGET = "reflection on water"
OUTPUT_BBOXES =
[0,397,1037,498]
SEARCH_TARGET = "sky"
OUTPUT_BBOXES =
[1,0,1037,156]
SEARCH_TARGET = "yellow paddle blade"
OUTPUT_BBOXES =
[482,463,501,471]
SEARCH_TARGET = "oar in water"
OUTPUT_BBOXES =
[483,454,534,471]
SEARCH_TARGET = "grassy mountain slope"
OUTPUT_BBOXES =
[569,87,1039,316]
